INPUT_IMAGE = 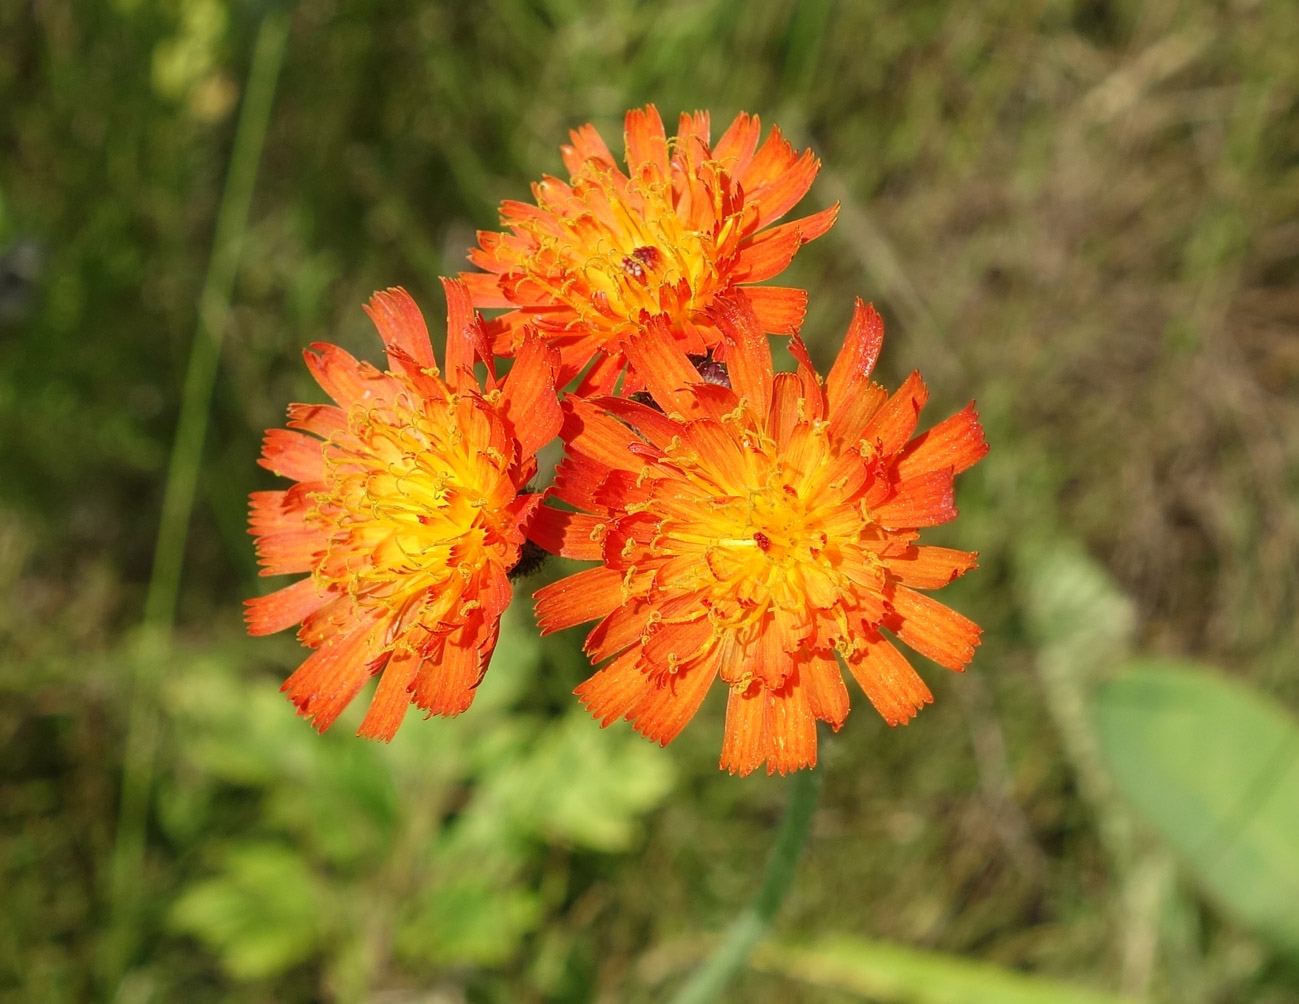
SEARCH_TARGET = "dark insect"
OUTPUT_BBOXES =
[508,537,550,581]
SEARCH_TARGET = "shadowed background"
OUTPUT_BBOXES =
[2,1,1298,1002]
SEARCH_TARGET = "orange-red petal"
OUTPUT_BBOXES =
[845,633,933,726]
[873,468,957,529]
[365,287,437,374]
[259,429,326,482]
[534,565,625,634]
[500,332,561,457]
[244,578,328,637]
[826,299,884,416]
[896,403,988,479]
[356,647,421,741]
[882,546,979,589]
[528,506,608,560]
[886,585,981,671]
[745,285,808,335]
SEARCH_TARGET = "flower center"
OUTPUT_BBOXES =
[520,169,724,341]
[648,423,848,628]
[312,396,511,621]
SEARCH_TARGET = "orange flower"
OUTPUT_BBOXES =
[461,105,839,394]
[246,281,561,739]
[530,294,986,775]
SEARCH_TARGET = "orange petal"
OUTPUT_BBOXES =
[680,418,749,487]
[620,316,719,419]
[873,468,957,529]
[286,402,347,440]
[534,566,625,635]
[501,332,561,457]
[247,489,309,537]
[762,673,818,775]
[801,650,850,729]
[527,506,608,560]
[896,403,988,479]
[356,647,421,741]
[575,649,649,726]
[253,528,320,577]
[624,105,669,179]
[458,269,514,308]
[304,342,381,409]
[747,146,820,228]
[785,336,825,418]
[721,680,766,776]
[745,285,807,335]
[600,396,686,451]
[641,614,714,670]
[675,110,711,158]
[845,632,933,726]
[785,202,840,243]
[882,546,979,589]
[710,292,773,419]
[886,585,981,671]
[861,370,928,459]
[572,350,624,397]
[739,127,802,207]
[244,577,328,637]
[768,373,805,448]
[259,428,326,483]
[734,223,803,283]
[411,623,488,717]
[826,299,884,417]
[440,276,490,392]
[629,657,718,746]
[281,618,380,732]
[713,111,762,177]
[561,122,617,175]
[584,599,653,662]
[365,287,436,374]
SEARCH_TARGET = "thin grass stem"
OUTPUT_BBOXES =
[100,11,289,993]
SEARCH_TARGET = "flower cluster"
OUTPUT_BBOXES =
[249,106,986,775]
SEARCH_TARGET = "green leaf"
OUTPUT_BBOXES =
[1092,660,1299,958]
[169,842,330,980]
[395,864,541,968]
[471,709,676,853]
[755,936,1142,1004]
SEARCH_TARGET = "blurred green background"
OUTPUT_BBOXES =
[2,0,1298,1002]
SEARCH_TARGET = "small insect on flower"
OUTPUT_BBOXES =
[461,104,839,394]
[529,293,987,776]
[246,281,561,739]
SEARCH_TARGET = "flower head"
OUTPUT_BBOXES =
[530,294,986,775]
[462,105,839,394]
[246,281,561,739]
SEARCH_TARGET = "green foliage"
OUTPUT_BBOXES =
[1093,662,1299,960]
[170,842,329,980]
[158,607,674,988]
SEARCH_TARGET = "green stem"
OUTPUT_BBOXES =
[669,767,823,1004]
[100,11,289,992]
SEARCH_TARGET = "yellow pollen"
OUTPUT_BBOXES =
[310,395,514,626]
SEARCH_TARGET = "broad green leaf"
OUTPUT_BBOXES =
[169,843,330,980]
[755,936,1141,1004]
[1092,660,1299,957]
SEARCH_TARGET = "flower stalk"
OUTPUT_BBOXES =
[669,765,824,1004]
